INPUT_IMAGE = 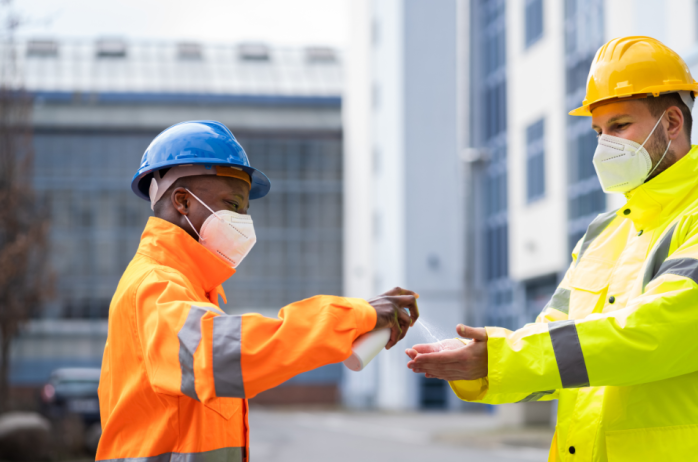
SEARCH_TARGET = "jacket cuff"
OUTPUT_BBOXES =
[345,297,377,336]
[449,377,489,402]
[448,337,489,401]
[485,324,560,395]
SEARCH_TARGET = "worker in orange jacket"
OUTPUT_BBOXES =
[96,121,419,461]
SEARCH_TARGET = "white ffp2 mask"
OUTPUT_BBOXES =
[592,110,671,193]
[183,189,256,268]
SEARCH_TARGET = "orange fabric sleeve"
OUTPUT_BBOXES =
[136,269,376,402]
[233,295,376,398]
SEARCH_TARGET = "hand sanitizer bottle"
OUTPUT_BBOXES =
[343,328,391,371]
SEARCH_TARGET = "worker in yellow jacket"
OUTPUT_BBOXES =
[407,36,698,461]
[96,120,419,461]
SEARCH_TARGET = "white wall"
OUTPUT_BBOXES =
[370,0,412,410]
[342,0,378,408]
[605,0,696,55]
[343,0,462,410]
[507,0,568,281]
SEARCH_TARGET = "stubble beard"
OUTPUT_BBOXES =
[645,128,676,182]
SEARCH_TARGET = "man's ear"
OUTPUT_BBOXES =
[171,187,190,216]
[666,105,685,141]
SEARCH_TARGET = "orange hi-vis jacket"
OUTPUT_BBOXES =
[96,217,377,461]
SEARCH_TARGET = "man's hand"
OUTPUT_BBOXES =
[367,287,419,350]
[405,324,488,381]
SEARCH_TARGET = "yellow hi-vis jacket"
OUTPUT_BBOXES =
[451,145,698,462]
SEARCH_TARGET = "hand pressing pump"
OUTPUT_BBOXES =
[343,288,419,372]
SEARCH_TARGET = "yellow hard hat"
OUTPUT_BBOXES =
[570,36,698,116]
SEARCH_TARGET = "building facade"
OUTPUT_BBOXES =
[498,0,698,329]
[343,0,464,410]
[343,0,698,412]
[11,39,346,403]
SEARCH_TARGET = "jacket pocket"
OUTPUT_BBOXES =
[568,257,615,318]
[606,424,698,462]
[203,396,241,421]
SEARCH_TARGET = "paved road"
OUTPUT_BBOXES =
[248,408,552,462]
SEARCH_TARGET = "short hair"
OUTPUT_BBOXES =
[641,93,693,143]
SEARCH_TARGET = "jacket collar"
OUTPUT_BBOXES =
[137,217,235,296]
[621,145,698,228]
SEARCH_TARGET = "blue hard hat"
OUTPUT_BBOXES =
[131,120,271,201]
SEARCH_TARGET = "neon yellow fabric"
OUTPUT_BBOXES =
[451,145,698,461]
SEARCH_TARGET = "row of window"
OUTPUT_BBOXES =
[34,131,344,319]
[480,115,601,210]
[34,135,343,182]
[25,39,337,64]
[475,0,515,328]
[565,0,606,252]
[469,0,607,331]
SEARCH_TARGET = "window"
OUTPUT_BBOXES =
[485,222,509,281]
[34,132,344,317]
[565,0,605,253]
[373,147,382,174]
[222,136,343,310]
[27,40,58,58]
[238,43,270,62]
[34,130,157,318]
[526,118,545,202]
[484,32,505,75]
[177,42,202,60]
[372,82,381,110]
[372,18,381,47]
[305,47,336,64]
[485,81,507,140]
[525,0,544,48]
[524,274,557,322]
[96,39,127,58]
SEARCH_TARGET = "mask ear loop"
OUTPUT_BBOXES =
[639,110,670,180]
[638,110,667,151]
[182,188,223,241]
[645,139,672,180]
[183,215,204,241]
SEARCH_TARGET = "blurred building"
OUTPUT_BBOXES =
[11,38,345,404]
[482,0,698,334]
[343,0,464,410]
[343,0,698,412]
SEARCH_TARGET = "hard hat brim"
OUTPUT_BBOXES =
[569,88,698,117]
[131,158,271,202]
[569,105,592,116]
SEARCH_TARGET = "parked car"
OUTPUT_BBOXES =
[41,368,102,452]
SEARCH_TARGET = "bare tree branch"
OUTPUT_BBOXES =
[0,1,54,411]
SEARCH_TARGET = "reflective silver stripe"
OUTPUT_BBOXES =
[517,390,555,403]
[178,307,209,401]
[549,320,589,388]
[576,209,618,265]
[652,258,698,285]
[642,223,677,292]
[213,315,245,398]
[98,446,244,462]
[543,287,571,315]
